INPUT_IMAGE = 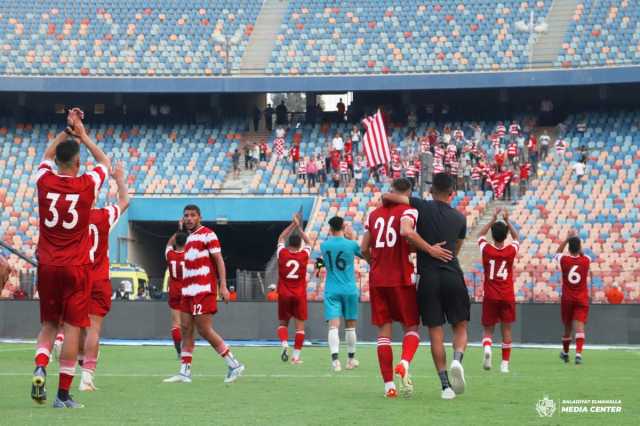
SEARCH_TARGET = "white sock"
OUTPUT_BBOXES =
[345,328,356,357]
[180,363,191,376]
[223,352,240,369]
[384,381,396,392]
[292,349,301,359]
[282,341,289,348]
[328,327,340,357]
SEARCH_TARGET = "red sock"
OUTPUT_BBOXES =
[294,331,304,351]
[400,331,420,363]
[171,327,181,345]
[575,332,585,354]
[35,345,51,368]
[181,345,194,364]
[55,333,64,344]
[59,359,76,391]
[482,336,492,349]
[277,326,288,344]
[502,341,512,362]
[376,337,393,382]
[562,336,571,353]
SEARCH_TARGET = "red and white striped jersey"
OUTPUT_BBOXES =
[471,166,481,180]
[433,158,444,174]
[420,138,430,154]
[453,129,464,141]
[298,161,307,174]
[509,123,520,135]
[182,226,221,297]
[89,205,121,281]
[340,160,349,174]
[449,160,459,176]
[555,139,566,155]
[495,124,506,137]
[507,143,518,157]
[434,146,444,161]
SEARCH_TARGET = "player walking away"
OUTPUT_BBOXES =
[361,178,453,398]
[164,205,244,384]
[275,213,311,364]
[79,162,130,391]
[166,227,189,358]
[477,209,519,374]
[32,109,110,408]
[555,230,591,365]
[383,173,469,400]
[320,216,363,372]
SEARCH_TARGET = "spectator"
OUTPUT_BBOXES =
[266,284,278,302]
[275,100,288,126]
[345,150,354,177]
[519,161,531,197]
[572,159,586,181]
[306,157,318,189]
[391,160,402,179]
[471,162,481,190]
[527,134,539,173]
[264,103,274,131]
[350,125,361,154]
[252,143,260,169]
[462,160,472,192]
[297,157,307,182]
[290,143,300,173]
[555,137,567,160]
[259,141,269,162]
[330,149,340,172]
[336,98,346,122]
[229,286,238,302]
[407,108,417,133]
[340,158,350,185]
[252,106,261,132]
[344,137,353,156]
[539,130,550,159]
[332,171,340,189]
[576,117,587,133]
[605,284,624,304]
[232,149,241,177]
[354,160,363,191]
[244,145,253,170]
[332,132,344,152]
[316,155,327,185]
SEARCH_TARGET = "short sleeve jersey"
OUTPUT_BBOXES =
[478,236,519,302]
[366,204,418,287]
[182,226,221,297]
[89,205,121,281]
[556,253,591,304]
[277,243,311,298]
[320,236,361,296]
[36,160,107,266]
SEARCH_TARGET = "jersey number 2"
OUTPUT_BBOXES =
[286,260,300,279]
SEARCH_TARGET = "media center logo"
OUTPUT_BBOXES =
[536,395,623,417]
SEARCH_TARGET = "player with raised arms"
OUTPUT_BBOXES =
[164,204,244,384]
[477,209,519,373]
[555,230,591,365]
[78,161,130,391]
[32,109,110,408]
[320,216,362,372]
[275,212,311,364]
[165,224,189,358]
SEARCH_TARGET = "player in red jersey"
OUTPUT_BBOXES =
[275,213,311,364]
[32,109,110,408]
[165,226,189,358]
[361,178,453,398]
[477,209,519,374]
[555,230,591,365]
[164,204,244,384]
[78,162,129,391]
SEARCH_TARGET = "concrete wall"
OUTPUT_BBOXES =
[1,301,639,344]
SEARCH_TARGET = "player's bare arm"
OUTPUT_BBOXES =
[294,215,311,246]
[381,192,410,206]
[112,162,130,213]
[71,115,111,169]
[556,229,576,254]
[399,217,454,262]
[212,251,229,303]
[278,216,298,245]
[359,231,371,263]
[503,210,519,241]
[478,209,500,237]
[42,131,69,162]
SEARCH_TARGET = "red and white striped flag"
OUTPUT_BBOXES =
[362,110,391,168]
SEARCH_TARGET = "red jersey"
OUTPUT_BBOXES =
[478,236,518,302]
[290,145,300,162]
[89,205,121,281]
[166,246,186,298]
[366,204,418,287]
[331,150,340,170]
[277,243,311,298]
[345,153,353,165]
[556,253,591,304]
[182,226,221,297]
[36,160,107,266]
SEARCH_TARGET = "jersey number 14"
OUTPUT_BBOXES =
[488,259,508,280]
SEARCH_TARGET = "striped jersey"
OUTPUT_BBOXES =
[182,225,221,297]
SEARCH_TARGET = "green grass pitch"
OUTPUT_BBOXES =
[0,343,638,425]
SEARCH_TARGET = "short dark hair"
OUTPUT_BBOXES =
[328,216,344,232]
[55,139,80,166]
[288,234,302,248]
[175,232,188,248]
[183,204,201,216]
[432,173,454,195]
[491,222,508,243]
[568,237,582,255]
[391,178,412,193]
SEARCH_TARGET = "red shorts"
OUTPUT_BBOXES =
[37,264,91,328]
[369,286,419,327]
[278,294,308,321]
[168,281,182,310]
[180,292,217,316]
[89,279,113,317]
[482,299,516,327]
[561,300,589,324]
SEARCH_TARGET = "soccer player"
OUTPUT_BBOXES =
[477,209,519,373]
[383,173,468,400]
[166,227,188,358]
[320,216,362,372]
[361,178,453,398]
[275,213,311,364]
[33,109,110,408]
[79,162,130,391]
[555,230,591,365]
[164,205,244,384]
